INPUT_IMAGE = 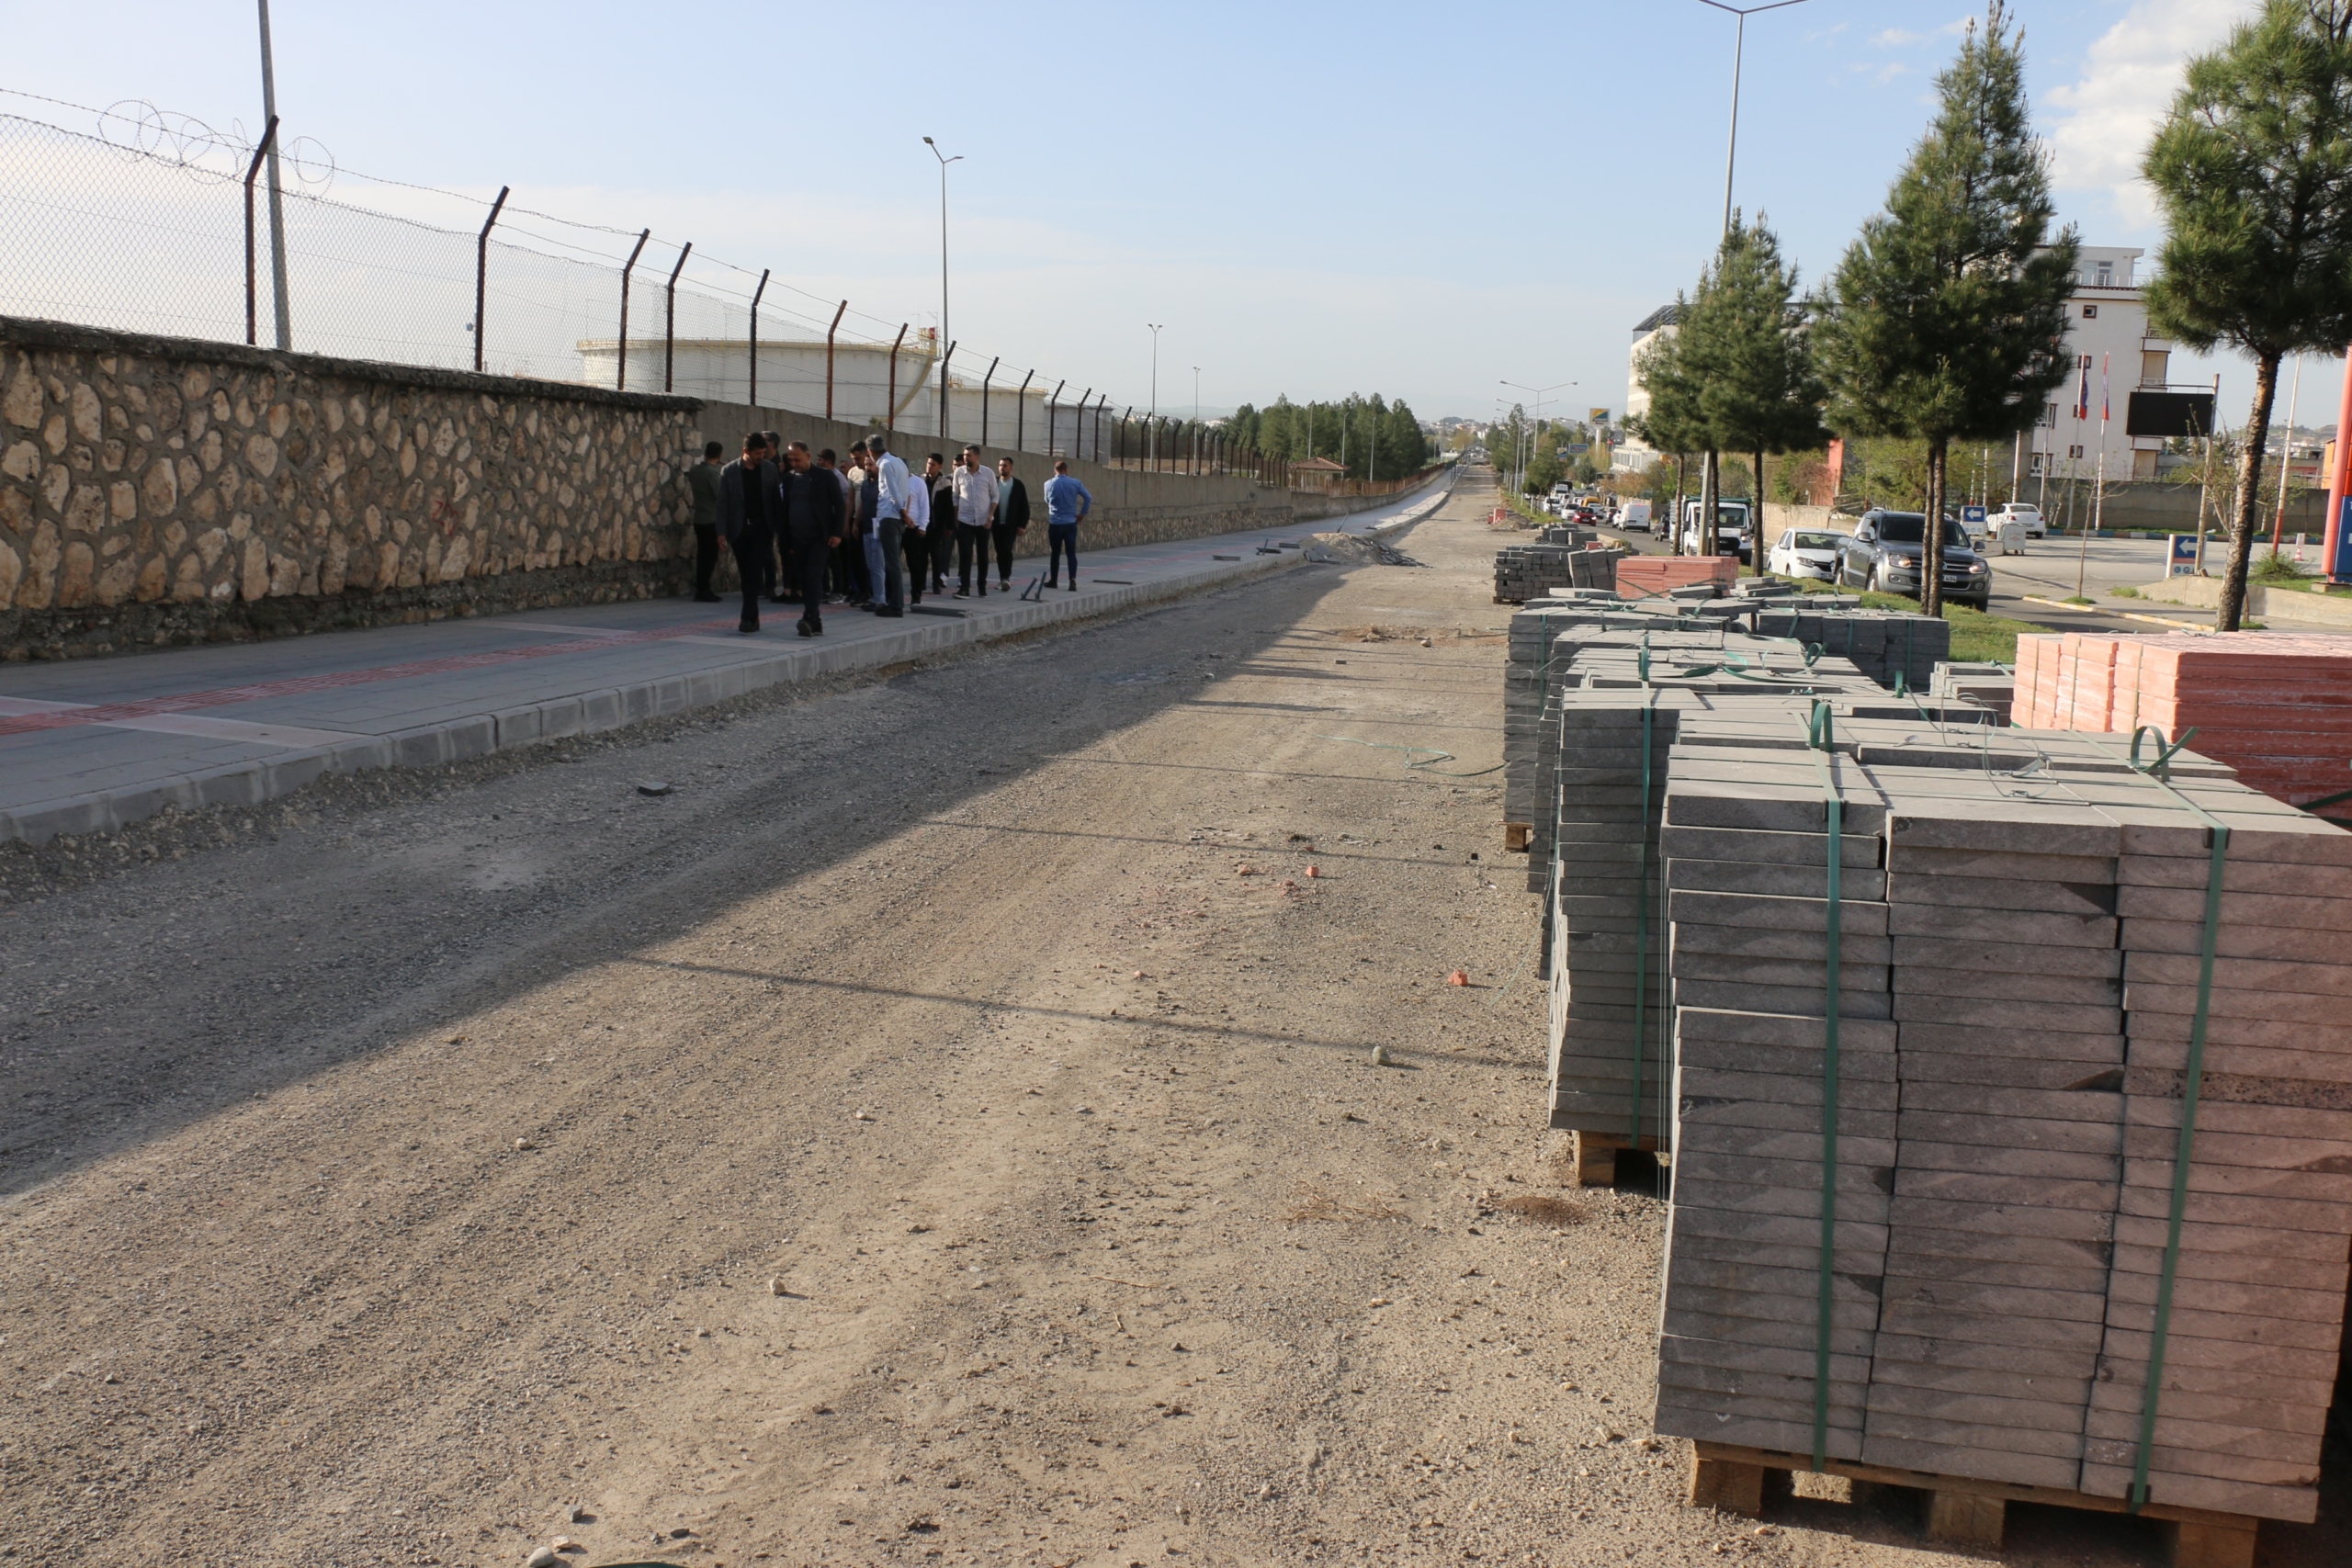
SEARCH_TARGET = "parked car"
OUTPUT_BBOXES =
[1618,500,1654,533]
[1990,502,2044,539]
[1766,527,1848,582]
[1837,510,1991,609]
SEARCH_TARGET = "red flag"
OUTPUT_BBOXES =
[2075,356,2091,420]
[2100,354,2110,423]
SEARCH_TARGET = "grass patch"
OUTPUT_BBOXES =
[2109,585,2141,599]
[2253,550,2316,585]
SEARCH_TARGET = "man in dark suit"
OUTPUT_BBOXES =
[777,441,844,637]
[990,456,1030,593]
[716,434,781,635]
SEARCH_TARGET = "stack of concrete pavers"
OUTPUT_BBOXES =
[1930,660,2015,722]
[1646,719,2352,1525]
[1494,541,1626,604]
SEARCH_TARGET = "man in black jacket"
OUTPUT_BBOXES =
[777,441,844,636]
[990,457,1030,593]
[715,434,781,635]
[686,440,725,601]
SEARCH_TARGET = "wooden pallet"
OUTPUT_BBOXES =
[1562,1129,1657,1188]
[1504,821,1532,852]
[1689,1440,2259,1568]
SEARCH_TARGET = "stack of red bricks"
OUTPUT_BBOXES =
[1617,556,1738,600]
[2015,632,2352,821]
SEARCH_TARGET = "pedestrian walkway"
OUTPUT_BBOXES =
[0,484,1450,842]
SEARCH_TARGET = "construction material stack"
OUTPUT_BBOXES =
[1494,540,1625,604]
[2013,631,2352,821]
[1645,720,2352,1538]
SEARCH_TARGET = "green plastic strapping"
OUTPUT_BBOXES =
[1800,700,1843,1472]
[1629,689,1660,1146]
[2108,725,2229,1513]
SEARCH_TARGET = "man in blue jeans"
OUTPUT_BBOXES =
[1043,458,1091,591]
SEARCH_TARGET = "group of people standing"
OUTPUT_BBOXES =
[685,430,1093,636]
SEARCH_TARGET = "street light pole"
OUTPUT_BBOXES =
[1148,323,1163,468]
[255,0,292,349]
[1501,378,1574,502]
[922,137,962,436]
[1696,0,1808,235]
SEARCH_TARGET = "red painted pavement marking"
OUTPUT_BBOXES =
[0,616,737,740]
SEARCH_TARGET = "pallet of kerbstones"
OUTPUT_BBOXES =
[1493,542,1626,604]
[1535,640,1895,1147]
[1931,660,2015,723]
[1650,722,2352,1528]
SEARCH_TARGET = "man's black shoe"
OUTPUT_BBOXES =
[694,590,723,603]
[797,619,814,637]
[740,621,760,635]
[953,588,970,599]
[876,606,905,618]
[768,593,792,604]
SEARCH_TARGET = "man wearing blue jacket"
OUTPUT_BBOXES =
[1042,459,1091,591]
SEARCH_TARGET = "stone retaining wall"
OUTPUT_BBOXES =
[0,319,706,660]
[0,319,1429,661]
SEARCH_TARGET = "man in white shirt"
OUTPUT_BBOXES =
[866,433,912,617]
[951,446,1001,598]
[900,452,933,606]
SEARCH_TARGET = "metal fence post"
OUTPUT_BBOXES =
[662,243,691,393]
[1017,369,1035,452]
[939,342,956,440]
[980,356,999,449]
[887,324,907,434]
[749,267,769,406]
[616,228,649,391]
[473,186,509,373]
[1047,381,1065,456]
[242,117,278,347]
[825,299,847,421]
[1074,389,1091,461]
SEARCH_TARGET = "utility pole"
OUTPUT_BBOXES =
[922,138,961,441]
[1148,323,1163,468]
[255,0,292,349]
[1696,0,1809,234]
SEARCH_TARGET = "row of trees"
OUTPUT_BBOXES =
[1224,394,1432,481]
[1634,0,2352,627]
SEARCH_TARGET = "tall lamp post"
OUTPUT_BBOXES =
[1148,323,1163,468]
[922,137,962,436]
[1696,0,1808,234]
[1501,378,1574,500]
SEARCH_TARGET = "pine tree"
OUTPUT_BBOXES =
[1632,305,1710,551]
[1693,215,1828,551]
[1814,1,2077,615]
[2143,0,2352,630]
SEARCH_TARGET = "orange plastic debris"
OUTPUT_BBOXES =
[1447,971,1470,987]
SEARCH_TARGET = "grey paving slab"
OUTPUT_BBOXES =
[0,487,1447,842]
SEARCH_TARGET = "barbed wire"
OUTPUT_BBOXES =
[0,83,1114,409]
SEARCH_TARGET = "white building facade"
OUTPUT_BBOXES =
[1614,304,1679,473]
[2027,245,2177,485]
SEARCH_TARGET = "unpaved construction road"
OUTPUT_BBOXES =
[5,478,2346,1568]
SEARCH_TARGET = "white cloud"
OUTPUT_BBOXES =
[2043,0,2256,226]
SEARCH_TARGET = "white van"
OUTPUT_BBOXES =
[1619,500,1654,533]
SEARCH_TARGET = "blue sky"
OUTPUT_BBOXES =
[5,0,2325,434]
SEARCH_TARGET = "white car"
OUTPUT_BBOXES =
[1767,527,1847,581]
[1990,502,2044,539]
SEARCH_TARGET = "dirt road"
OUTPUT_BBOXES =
[5,479,2343,1568]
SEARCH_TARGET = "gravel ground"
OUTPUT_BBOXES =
[3,477,2345,1568]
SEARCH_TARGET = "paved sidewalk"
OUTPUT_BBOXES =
[0,485,1449,842]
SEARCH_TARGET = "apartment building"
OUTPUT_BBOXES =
[2027,245,2188,484]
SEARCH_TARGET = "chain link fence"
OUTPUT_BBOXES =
[3,95,1251,468]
